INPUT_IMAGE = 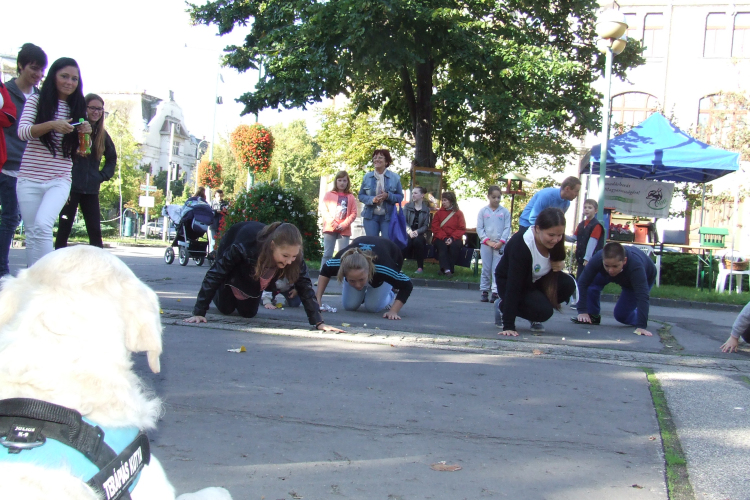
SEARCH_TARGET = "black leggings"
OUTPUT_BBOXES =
[405,234,427,268]
[501,272,577,323]
[213,281,261,318]
[55,192,104,249]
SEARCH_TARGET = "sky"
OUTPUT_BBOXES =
[3,0,318,143]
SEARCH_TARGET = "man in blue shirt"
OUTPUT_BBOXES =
[518,176,581,234]
[573,242,657,336]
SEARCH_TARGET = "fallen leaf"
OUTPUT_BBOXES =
[649,436,657,441]
[431,462,462,472]
[631,484,643,489]
[342,323,351,327]
[532,349,543,355]
[176,299,181,302]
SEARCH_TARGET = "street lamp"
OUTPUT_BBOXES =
[595,10,628,228]
[194,139,209,192]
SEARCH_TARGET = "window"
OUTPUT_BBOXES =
[698,94,748,144]
[624,13,638,41]
[172,142,180,156]
[704,13,730,57]
[611,92,660,131]
[732,13,750,57]
[642,13,665,57]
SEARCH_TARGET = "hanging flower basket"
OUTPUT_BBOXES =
[198,159,222,188]
[230,124,274,173]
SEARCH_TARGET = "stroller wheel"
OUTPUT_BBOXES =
[164,247,175,264]
[195,255,205,266]
[178,246,189,266]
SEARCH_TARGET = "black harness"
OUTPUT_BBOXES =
[0,398,150,500]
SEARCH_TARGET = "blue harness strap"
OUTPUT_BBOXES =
[0,398,149,500]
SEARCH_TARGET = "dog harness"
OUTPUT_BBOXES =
[0,398,150,500]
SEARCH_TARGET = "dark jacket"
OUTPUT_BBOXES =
[494,231,537,331]
[577,247,657,328]
[3,78,38,173]
[192,221,323,325]
[403,201,431,236]
[320,236,414,304]
[70,130,117,194]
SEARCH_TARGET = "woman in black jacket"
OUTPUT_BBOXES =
[55,93,116,248]
[403,186,431,272]
[185,220,343,332]
[494,207,576,336]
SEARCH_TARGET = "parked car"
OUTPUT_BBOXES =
[141,220,176,239]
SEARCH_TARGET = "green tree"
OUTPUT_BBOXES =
[189,0,644,173]
[268,120,321,201]
[99,110,145,217]
[314,102,410,191]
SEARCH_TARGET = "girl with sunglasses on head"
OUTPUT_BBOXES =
[16,57,90,267]
[55,94,116,249]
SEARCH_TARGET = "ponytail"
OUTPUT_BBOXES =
[336,247,376,283]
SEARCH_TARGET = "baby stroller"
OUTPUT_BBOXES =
[163,200,214,266]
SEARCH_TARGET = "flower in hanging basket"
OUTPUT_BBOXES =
[197,159,222,188]
[230,124,275,173]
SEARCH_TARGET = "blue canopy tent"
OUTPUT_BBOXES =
[579,112,741,288]
[580,112,739,182]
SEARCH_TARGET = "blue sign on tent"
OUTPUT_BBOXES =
[580,113,739,183]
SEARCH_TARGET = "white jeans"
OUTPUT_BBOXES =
[17,177,71,267]
[480,244,503,293]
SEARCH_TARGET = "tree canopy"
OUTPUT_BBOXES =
[190,0,644,172]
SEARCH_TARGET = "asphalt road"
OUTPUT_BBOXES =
[7,246,750,499]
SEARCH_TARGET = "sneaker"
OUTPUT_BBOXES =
[480,291,489,302]
[490,292,499,303]
[415,268,423,274]
[530,322,545,332]
[570,314,601,325]
[494,298,503,327]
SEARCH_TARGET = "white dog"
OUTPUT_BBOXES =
[0,246,231,500]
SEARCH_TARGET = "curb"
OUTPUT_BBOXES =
[308,269,744,312]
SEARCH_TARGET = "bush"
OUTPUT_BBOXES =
[658,253,719,287]
[221,181,321,260]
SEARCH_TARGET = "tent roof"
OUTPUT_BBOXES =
[580,113,739,183]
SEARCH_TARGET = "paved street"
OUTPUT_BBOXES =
[8,246,750,499]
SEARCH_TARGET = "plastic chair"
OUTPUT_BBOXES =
[715,251,750,293]
[632,244,654,257]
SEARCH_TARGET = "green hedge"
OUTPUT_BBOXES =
[658,253,721,287]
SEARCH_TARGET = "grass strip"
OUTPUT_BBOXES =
[642,368,694,500]
[654,321,685,354]
[741,375,750,387]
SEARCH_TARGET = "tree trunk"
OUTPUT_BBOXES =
[413,60,434,168]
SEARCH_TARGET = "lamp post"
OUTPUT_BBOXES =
[195,139,209,192]
[595,10,628,227]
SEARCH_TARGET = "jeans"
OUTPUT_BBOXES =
[55,192,104,249]
[341,280,395,312]
[479,244,502,292]
[17,177,71,268]
[362,214,389,238]
[320,232,350,269]
[585,272,654,325]
[0,173,20,276]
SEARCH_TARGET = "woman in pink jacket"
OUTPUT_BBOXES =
[320,170,358,269]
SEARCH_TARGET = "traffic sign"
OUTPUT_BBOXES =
[139,195,155,208]
[140,184,157,192]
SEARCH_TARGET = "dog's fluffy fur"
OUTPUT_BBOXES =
[0,247,230,500]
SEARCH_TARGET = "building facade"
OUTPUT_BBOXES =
[580,0,750,254]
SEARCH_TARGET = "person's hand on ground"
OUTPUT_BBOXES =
[634,328,653,336]
[720,336,739,352]
[383,310,402,320]
[551,261,564,272]
[317,323,345,333]
[576,313,591,323]
[498,330,519,337]
[185,316,207,323]
[264,303,276,310]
